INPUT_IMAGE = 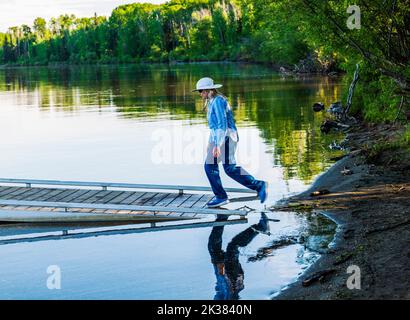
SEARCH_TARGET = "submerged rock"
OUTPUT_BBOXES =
[313,102,325,112]
[327,101,344,116]
[320,120,350,133]
[329,141,344,150]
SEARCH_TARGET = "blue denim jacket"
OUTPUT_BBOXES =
[207,95,238,147]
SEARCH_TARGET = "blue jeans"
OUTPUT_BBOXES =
[204,136,262,199]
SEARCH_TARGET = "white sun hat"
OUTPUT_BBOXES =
[192,77,223,92]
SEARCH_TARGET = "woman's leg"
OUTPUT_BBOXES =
[204,142,228,199]
[222,137,263,191]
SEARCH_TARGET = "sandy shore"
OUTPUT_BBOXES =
[273,123,410,300]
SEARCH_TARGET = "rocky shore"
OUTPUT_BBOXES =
[273,122,410,300]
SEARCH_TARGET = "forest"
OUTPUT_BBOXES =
[0,0,409,125]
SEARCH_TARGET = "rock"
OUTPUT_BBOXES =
[320,120,335,133]
[313,102,325,112]
[320,120,349,133]
[327,101,344,116]
[329,141,344,150]
[279,66,292,75]
[341,168,353,175]
[310,189,330,197]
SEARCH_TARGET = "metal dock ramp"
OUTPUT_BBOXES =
[0,178,257,223]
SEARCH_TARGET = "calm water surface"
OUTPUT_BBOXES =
[0,63,342,299]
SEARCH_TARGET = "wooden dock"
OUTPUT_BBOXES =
[0,178,257,223]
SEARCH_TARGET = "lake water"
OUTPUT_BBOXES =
[0,63,342,299]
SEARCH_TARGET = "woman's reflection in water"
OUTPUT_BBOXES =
[208,213,270,300]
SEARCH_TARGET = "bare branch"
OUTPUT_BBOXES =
[344,63,360,117]
[394,96,405,123]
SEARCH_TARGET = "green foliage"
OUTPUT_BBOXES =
[244,0,308,65]
[345,63,400,122]
[0,0,408,127]
[403,125,410,150]
[0,0,309,66]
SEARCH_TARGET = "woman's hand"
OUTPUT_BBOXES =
[212,146,221,158]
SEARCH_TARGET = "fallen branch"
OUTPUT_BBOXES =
[302,269,336,287]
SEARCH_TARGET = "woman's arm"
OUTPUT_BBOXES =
[211,96,228,148]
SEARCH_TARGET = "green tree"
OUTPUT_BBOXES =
[33,17,47,40]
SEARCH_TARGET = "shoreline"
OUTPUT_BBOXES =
[0,60,343,77]
[272,123,410,300]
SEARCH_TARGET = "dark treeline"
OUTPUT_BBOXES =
[0,0,409,124]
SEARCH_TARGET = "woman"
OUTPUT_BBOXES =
[208,212,270,299]
[193,77,268,208]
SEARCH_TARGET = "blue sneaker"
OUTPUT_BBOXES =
[207,197,229,208]
[252,212,271,235]
[258,181,269,204]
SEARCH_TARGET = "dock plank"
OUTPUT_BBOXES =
[118,192,162,215]
[166,194,192,207]
[130,192,158,205]
[142,192,170,206]
[83,190,114,204]
[164,194,194,217]
[118,191,146,205]
[145,193,182,217]
[91,191,165,214]
[72,190,102,203]
[0,187,32,199]
[182,194,214,218]
[0,187,29,199]
[193,194,214,208]
[23,188,57,201]
[179,193,203,208]
[175,194,203,217]
[154,193,180,207]
[42,188,79,202]
[88,190,123,213]
[99,191,126,204]
[183,194,210,217]
[10,188,46,200]
[38,188,71,202]
[56,189,93,203]
[0,186,11,194]
[0,187,20,197]
[136,192,174,216]
[105,191,136,204]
